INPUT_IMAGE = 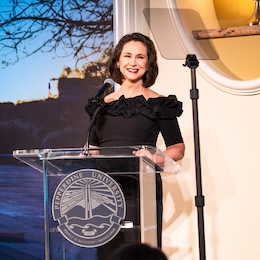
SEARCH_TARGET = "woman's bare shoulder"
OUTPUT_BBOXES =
[104,90,121,103]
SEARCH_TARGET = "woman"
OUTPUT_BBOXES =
[87,32,184,161]
[85,32,184,254]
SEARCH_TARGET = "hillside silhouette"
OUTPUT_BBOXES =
[0,75,103,157]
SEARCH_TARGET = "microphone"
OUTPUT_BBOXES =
[93,78,115,102]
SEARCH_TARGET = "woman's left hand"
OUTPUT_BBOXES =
[132,148,153,160]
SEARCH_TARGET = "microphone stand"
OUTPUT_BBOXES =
[183,54,206,260]
[84,81,114,155]
[84,100,103,155]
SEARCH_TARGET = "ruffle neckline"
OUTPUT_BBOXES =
[85,95,183,119]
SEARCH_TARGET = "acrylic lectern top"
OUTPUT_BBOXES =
[13,145,180,174]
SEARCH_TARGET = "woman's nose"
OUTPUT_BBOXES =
[129,57,136,65]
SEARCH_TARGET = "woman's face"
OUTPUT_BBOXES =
[117,40,148,84]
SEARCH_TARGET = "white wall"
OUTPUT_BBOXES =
[114,0,260,259]
[158,60,260,260]
[148,1,260,260]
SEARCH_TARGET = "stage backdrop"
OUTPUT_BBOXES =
[0,1,113,259]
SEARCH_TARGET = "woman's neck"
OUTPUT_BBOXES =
[119,81,145,98]
[104,80,159,103]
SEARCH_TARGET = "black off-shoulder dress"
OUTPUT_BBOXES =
[87,95,183,148]
[85,95,183,255]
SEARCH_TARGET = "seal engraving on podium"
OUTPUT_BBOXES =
[52,169,126,247]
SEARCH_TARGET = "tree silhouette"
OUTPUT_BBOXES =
[0,0,113,68]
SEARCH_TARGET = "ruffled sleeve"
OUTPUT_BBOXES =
[84,98,103,117]
[148,95,183,119]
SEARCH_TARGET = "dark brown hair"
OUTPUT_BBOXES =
[109,32,159,88]
[109,243,168,260]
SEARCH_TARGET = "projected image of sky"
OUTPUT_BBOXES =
[0,0,113,103]
[0,45,77,103]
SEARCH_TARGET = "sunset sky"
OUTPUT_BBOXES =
[0,0,113,104]
[0,49,78,103]
[0,1,76,103]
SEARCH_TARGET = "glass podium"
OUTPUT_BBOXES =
[13,146,180,260]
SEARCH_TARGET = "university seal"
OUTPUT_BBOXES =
[52,169,126,247]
